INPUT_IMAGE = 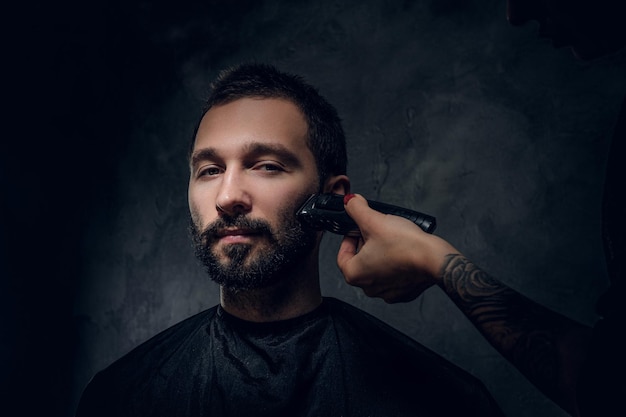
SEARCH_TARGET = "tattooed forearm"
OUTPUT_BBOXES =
[439,254,590,413]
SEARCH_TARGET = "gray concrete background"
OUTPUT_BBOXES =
[3,1,625,416]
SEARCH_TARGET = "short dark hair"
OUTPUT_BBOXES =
[190,63,347,186]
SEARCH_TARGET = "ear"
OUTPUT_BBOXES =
[322,174,350,195]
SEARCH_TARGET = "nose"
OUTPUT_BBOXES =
[215,169,252,217]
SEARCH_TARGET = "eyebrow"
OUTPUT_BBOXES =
[190,141,305,169]
[244,142,303,168]
[190,147,218,169]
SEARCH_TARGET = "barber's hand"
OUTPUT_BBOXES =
[336,194,460,303]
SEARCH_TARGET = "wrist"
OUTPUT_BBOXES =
[428,238,461,284]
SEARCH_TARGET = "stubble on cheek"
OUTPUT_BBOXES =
[188,202,204,232]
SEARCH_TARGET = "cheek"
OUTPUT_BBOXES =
[271,188,317,226]
[258,176,317,208]
[188,190,215,229]
[189,204,203,231]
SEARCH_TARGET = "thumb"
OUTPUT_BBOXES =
[336,235,360,275]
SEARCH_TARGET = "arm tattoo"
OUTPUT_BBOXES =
[439,254,566,400]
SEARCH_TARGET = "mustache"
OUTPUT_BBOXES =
[198,214,274,243]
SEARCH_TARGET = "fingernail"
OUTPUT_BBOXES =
[343,194,356,205]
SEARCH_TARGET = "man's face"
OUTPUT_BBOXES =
[506,0,625,60]
[188,98,321,291]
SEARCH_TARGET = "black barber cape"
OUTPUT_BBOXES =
[77,297,503,417]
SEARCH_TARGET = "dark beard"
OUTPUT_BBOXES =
[190,209,317,291]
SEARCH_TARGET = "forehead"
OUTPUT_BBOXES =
[193,97,309,154]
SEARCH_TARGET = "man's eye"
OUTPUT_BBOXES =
[199,166,221,177]
[255,162,285,172]
[262,164,282,171]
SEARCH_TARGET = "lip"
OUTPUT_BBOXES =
[215,228,259,243]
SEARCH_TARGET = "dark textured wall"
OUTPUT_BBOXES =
[3,1,625,416]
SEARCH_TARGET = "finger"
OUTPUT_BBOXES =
[343,194,384,234]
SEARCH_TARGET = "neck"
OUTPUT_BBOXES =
[219,255,322,322]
